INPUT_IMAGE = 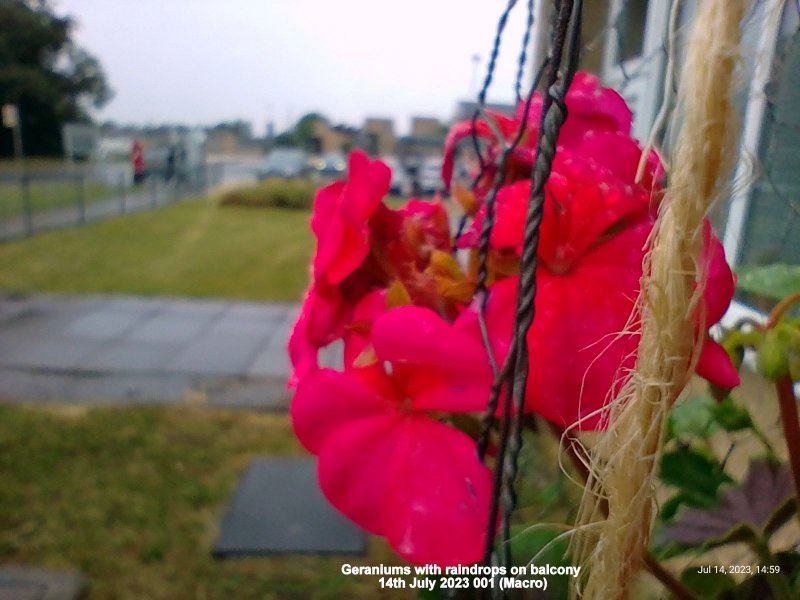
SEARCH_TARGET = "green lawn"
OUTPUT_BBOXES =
[0,404,404,599]
[0,198,314,302]
[0,179,117,218]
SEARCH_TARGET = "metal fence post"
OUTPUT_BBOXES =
[150,177,157,209]
[119,173,127,214]
[20,173,32,237]
[76,174,86,225]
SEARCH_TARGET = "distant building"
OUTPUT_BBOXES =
[451,100,516,124]
[206,122,262,158]
[361,118,396,156]
[396,116,445,168]
[411,117,444,139]
[308,121,359,155]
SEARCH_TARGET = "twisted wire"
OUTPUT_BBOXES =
[471,0,519,176]
[475,56,548,461]
[478,0,583,576]
[501,0,583,570]
[514,0,535,102]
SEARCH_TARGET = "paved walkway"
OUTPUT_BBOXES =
[0,294,331,409]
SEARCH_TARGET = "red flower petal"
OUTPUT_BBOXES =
[523,220,650,428]
[343,289,387,368]
[383,417,492,566]
[372,307,488,371]
[290,368,395,455]
[442,111,521,190]
[696,338,740,389]
[700,221,736,326]
[287,283,350,385]
[371,306,493,412]
[312,151,390,286]
[317,414,407,535]
[317,411,492,564]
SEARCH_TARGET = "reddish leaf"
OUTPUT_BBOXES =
[660,460,795,548]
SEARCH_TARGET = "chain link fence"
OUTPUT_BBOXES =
[0,162,221,242]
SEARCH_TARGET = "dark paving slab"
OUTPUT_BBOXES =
[0,566,88,600]
[213,457,366,557]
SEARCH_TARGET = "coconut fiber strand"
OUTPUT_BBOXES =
[572,0,747,598]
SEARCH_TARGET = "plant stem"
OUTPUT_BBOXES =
[775,375,800,520]
[750,536,794,600]
[766,292,800,329]
[550,425,699,600]
[643,554,698,600]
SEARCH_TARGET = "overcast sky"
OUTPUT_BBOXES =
[53,0,535,136]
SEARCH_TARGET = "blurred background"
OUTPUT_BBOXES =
[0,0,797,598]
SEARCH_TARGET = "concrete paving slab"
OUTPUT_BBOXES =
[82,340,181,372]
[208,308,286,337]
[128,313,215,344]
[0,294,307,407]
[0,369,290,410]
[204,378,290,410]
[67,308,150,341]
[247,347,291,378]
[212,457,366,557]
[6,338,105,371]
[160,299,231,318]
[167,332,265,375]
[0,296,37,324]
[0,566,88,600]
[29,296,108,316]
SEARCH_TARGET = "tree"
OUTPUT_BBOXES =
[0,0,112,157]
[273,113,327,149]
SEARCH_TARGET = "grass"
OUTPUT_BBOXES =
[0,404,406,600]
[0,179,117,218]
[0,197,314,302]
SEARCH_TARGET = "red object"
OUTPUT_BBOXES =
[131,140,144,175]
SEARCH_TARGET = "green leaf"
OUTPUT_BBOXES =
[736,263,800,301]
[415,586,442,600]
[667,395,718,441]
[660,492,695,522]
[711,397,753,432]
[680,566,736,599]
[659,460,795,550]
[507,525,571,600]
[660,447,732,507]
[758,320,800,381]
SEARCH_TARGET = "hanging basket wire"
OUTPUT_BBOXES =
[469,0,585,574]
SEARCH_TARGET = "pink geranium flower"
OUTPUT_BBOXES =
[289,157,460,385]
[442,72,634,191]
[312,150,391,286]
[288,152,392,385]
[290,366,492,566]
[373,217,738,430]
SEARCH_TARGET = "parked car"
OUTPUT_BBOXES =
[381,156,412,197]
[415,157,444,195]
[258,148,308,179]
[307,152,346,177]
